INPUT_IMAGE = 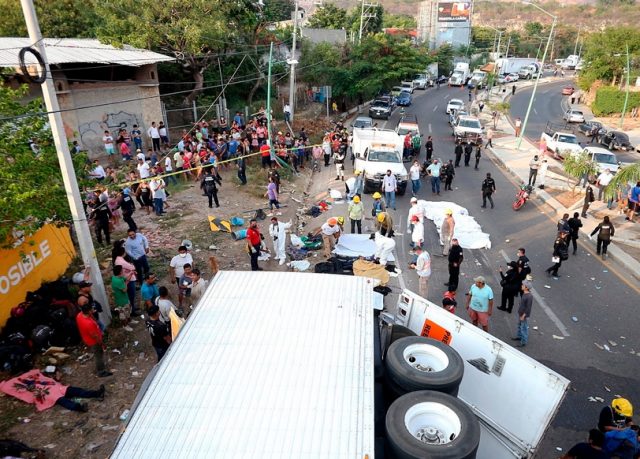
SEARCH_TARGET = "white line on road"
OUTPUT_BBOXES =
[433,105,438,112]
[428,123,432,133]
[533,108,538,115]
[499,249,570,337]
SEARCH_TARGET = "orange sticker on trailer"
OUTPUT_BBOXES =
[420,319,453,345]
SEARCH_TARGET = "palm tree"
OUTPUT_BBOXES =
[604,163,640,200]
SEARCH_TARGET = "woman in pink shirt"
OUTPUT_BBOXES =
[114,246,138,313]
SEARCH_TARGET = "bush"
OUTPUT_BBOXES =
[592,86,640,116]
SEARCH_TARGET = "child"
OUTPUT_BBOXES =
[111,265,132,331]
[442,290,457,314]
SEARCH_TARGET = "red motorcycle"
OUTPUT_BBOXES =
[512,184,534,211]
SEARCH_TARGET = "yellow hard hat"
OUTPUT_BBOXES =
[353,195,361,203]
[372,192,382,199]
[612,398,633,417]
[354,170,361,175]
[445,208,453,215]
[337,216,345,225]
[377,213,386,223]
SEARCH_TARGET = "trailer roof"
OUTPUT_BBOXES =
[111,271,375,459]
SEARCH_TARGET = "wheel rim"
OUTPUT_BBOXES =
[404,402,462,445]
[402,343,450,372]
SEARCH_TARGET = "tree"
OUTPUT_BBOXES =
[346,5,384,36]
[524,22,544,37]
[435,44,454,77]
[263,0,295,22]
[0,0,99,38]
[0,79,88,244]
[605,164,640,200]
[472,27,499,51]
[307,3,348,29]
[382,13,416,29]
[562,153,598,194]
[95,0,263,107]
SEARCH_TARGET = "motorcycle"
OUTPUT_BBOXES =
[512,184,534,211]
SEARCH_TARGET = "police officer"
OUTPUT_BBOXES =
[119,188,137,232]
[90,198,112,246]
[200,167,222,208]
[464,140,473,167]
[454,140,463,167]
[481,173,496,209]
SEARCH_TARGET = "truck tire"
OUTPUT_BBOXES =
[381,324,417,360]
[385,337,464,396]
[386,390,480,459]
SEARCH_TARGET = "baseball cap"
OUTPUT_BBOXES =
[410,197,418,203]
[79,281,93,288]
[522,280,533,290]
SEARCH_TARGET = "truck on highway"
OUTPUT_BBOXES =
[352,128,408,194]
[562,54,580,70]
[467,69,488,89]
[518,62,542,80]
[449,62,470,86]
[541,122,583,157]
[111,272,569,459]
[495,57,538,76]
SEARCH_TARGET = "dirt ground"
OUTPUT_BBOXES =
[0,118,333,457]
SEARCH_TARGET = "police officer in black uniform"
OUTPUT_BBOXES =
[119,188,137,232]
[454,140,463,167]
[463,140,473,167]
[481,172,496,209]
[200,168,222,208]
[425,135,434,162]
[90,197,112,246]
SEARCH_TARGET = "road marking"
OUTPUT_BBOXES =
[381,120,388,129]
[433,105,438,112]
[499,249,570,337]
[428,123,432,133]
[533,108,538,115]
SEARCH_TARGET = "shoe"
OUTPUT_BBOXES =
[573,251,577,255]
[511,337,521,341]
[97,384,105,401]
[497,307,507,311]
[129,320,139,325]
[335,176,340,180]
[443,282,450,286]
[97,371,113,378]
[255,268,264,271]
[481,205,486,208]
[517,343,527,348]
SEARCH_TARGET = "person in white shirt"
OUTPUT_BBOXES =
[89,160,106,180]
[189,268,208,310]
[164,155,178,185]
[537,159,549,189]
[102,131,114,157]
[409,160,421,196]
[136,149,146,162]
[411,216,424,249]
[381,170,398,210]
[412,246,431,299]
[283,103,291,123]
[158,121,168,147]
[268,216,292,265]
[169,245,194,284]
[149,175,166,216]
[147,122,161,152]
[596,168,613,203]
[137,158,150,179]
[156,286,176,323]
[406,197,424,234]
[318,217,341,259]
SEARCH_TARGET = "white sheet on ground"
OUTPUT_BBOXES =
[418,200,491,250]
[333,234,396,261]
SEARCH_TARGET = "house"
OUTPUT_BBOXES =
[0,38,174,157]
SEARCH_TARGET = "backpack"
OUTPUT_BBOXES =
[31,325,52,352]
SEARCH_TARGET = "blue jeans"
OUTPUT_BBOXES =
[517,318,529,345]
[166,173,178,185]
[126,280,137,310]
[153,198,164,215]
[411,179,421,195]
[385,191,396,209]
[431,176,441,194]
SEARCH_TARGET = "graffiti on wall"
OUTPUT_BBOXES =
[78,111,144,157]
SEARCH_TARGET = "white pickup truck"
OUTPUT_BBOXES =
[541,122,583,157]
[353,128,408,194]
[111,272,569,459]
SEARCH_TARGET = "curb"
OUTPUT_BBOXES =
[487,145,640,281]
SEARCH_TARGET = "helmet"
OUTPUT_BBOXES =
[337,216,345,225]
[328,217,338,226]
[353,196,361,203]
[445,208,453,215]
[612,398,633,417]
[377,213,386,223]
[372,192,382,199]
[354,170,361,175]
[410,197,418,203]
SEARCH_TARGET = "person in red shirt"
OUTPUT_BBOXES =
[76,299,112,377]
[246,219,264,271]
[260,142,272,169]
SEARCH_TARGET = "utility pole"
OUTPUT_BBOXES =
[288,0,299,122]
[266,42,274,161]
[19,0,110,325]
[358,0,377,43]
[505,35,511,59]
[573,27,580,56]
[620,44,630,129]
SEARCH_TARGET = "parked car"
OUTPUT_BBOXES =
[391,86,409,97]
[600,131,634,151]
[351,116,374,129]
[578,120,606,137]
[562,86,575,95]
[449,109,468,126]
[436,75,448,85]
[369,99,393,120]
[396,91,412,107]
[575,147,620,175]
[563,109,585,123]
[400,81,415,94]
[446,98,465,115]
[498,73,519,84]
[412,74,428,90]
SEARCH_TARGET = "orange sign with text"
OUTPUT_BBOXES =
[0,224,75,326]
[421,319,453,345]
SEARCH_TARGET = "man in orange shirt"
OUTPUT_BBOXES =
[260,142,272,168]
[76,299,112,377]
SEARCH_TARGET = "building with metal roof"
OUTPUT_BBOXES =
[0,38,174,158]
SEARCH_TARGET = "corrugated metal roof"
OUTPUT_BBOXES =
[0,38,173,68]
[111,271,375,459]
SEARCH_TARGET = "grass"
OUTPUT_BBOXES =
[0,401,33,433]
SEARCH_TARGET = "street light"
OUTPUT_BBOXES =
[516,1,557,149]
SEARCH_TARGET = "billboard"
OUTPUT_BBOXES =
[438,2,471,22]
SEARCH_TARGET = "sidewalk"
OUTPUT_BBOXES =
[478,83,640,281]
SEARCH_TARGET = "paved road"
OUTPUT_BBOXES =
[367,85,640,457]
[510,80,640,164]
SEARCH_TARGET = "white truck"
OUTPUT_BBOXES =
[467,70,488,89]
[518,62,542,80]
[110,272,569,459]
[495,57,538,76]
[449,62,470,87]
[562,54,580,70]
[541,122,583,157]
[353,128,408,194]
